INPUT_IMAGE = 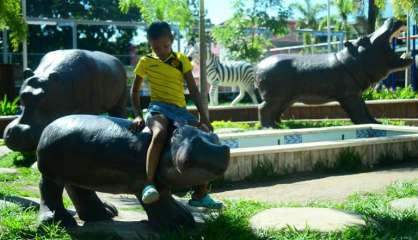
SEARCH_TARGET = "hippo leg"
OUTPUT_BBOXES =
[38,177,77,227]
[65,185,118,222]
[259,99,291,128]
[339,96,379,124]
[138,189,195,231]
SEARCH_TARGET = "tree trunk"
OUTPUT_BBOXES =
[367,0,378,34]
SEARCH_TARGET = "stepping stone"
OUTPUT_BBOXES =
[0,146,12,158]
[0,196,40,209]
[71,220,159,240]
[390,197,418,212]
[250,208,365,232]
[0,168,17,174]
[0,199,19,209]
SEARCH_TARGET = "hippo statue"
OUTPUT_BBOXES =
[256,18,413,128]
[4,50,127,151]
[36,115,229,230]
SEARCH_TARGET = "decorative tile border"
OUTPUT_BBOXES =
[284,134,302,144]
[221,138,239,148]
[356,129,387,138]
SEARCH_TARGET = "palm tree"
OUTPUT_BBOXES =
[290,0,326,30]
[318,0,358,40]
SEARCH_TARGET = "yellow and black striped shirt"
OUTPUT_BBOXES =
[134,52,192,108]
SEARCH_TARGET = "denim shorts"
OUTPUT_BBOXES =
[145,101,198,127]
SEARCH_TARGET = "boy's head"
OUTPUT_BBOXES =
[147,21,174,59]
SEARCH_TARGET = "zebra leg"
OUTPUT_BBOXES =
[231,88,246,106]
[209,84,219,106]
[247,88,258,104]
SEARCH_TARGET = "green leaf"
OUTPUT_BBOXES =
[0,0,27,51]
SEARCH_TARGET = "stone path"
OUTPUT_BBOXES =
[0,146,12,157]
[390,197,418,212]
[213,163,418,203]
[250,208,365,232]
[0,167,17,174]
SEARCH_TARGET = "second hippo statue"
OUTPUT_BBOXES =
[4,49,127,151]
[256,18,413,128]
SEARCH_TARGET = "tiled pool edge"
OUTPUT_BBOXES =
[218,125,418,181]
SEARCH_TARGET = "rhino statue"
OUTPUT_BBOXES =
[36,115,230,230]
[4,50,127,151]
[256,18,413,128]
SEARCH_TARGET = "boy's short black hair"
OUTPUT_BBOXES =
[147,21,173,40]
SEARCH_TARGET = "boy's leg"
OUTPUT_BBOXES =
[142,114,169,204]
[191,183,208,200]
[190,183,223,209]
[185,120,223,209]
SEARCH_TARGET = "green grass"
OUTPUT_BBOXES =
[0,165,417,239]
[168,179,418,240]
[0,205,71,240]
[0,151,37,168]
[0,167,41,198]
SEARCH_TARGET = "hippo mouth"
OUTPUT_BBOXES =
[385,19,413,69]
[388,20,412,62]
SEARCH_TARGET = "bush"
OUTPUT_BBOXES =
[0,95,19,116]
[362,86,418,100]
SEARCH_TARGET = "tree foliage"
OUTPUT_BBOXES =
[26,0,141,67]
[0,0,27,51]
[290,0,326,30]
[390,0,418,20]
[318,0,359,40]
[119,0,193,31]
[211,0,289,63]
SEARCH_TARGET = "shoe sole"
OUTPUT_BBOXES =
[142,191,160,204]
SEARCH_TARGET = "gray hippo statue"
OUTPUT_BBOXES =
[256,18,413,128]
[36,115,229,230]
[4,50,127,151]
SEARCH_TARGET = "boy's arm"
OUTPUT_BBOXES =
[130,75,145,128]
[184,71,213,131]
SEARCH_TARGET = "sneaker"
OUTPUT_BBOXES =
[141,184,160,204]
[188,194,223,209]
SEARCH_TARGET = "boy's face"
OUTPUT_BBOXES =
[149,35,173,59]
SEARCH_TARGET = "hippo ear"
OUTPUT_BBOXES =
[48,72,58,81]
[23,68,34,79]
[344,41,353,48]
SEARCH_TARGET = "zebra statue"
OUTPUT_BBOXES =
[188,44,258,106]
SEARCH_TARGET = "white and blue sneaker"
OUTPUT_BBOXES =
[141,184,160,204]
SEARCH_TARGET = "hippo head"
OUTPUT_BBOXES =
[4,71,67,152]
[343,18,413,83]
[159,125,230,188]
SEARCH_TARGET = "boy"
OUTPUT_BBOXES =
[130,21,223,209]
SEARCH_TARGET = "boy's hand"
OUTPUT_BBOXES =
[130,116,145,131]
[199,119,213,132]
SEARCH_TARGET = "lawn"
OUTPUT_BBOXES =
[0,156,417,239]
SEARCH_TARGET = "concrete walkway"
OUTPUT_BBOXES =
[213,163,418,203]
